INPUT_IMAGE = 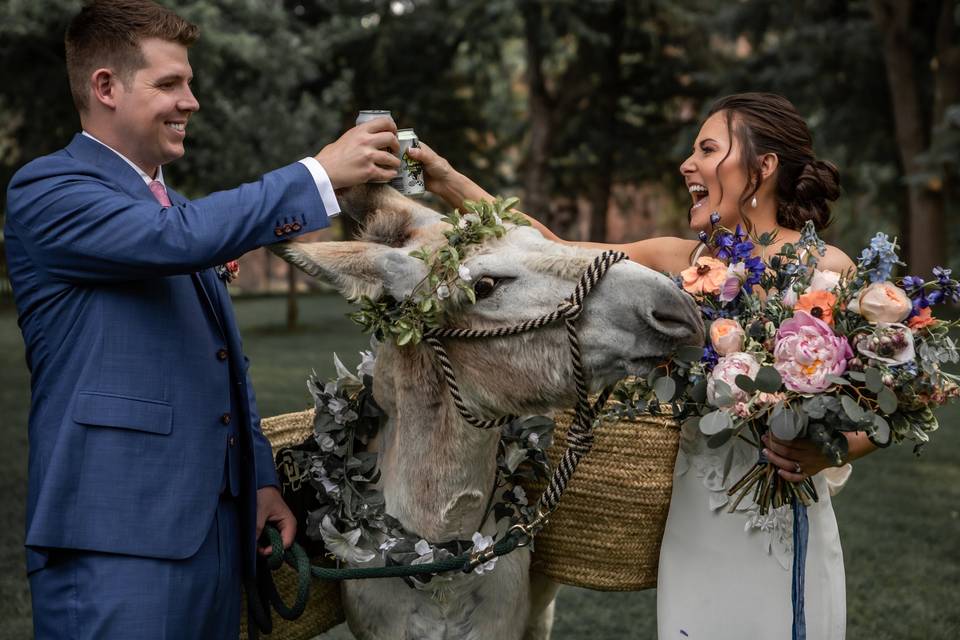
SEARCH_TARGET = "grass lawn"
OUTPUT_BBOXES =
[1,293,958,639]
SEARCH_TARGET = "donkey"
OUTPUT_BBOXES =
[271,185,703,640]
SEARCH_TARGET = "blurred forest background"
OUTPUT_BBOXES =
[2,0,959,303]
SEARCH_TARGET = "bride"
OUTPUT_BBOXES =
[407,92,877,639]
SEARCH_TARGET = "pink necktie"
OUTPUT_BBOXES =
[148,180,172,206]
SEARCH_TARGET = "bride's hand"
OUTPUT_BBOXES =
[761,433,836,483]
[405,141,456,194]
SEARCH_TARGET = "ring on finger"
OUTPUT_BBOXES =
[794,462,803,474]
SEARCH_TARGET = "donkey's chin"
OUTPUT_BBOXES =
[586,356,664,391]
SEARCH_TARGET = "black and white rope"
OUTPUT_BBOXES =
[423,250,628,520]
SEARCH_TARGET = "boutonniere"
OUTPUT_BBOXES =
[215,260,240,283]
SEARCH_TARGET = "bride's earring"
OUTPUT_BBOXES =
[751,196,758,209]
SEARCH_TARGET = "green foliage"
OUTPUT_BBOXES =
[348,196,527,345]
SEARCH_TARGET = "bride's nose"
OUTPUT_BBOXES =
[679,154,696,176]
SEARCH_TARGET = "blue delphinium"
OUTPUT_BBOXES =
[857,232,904,283]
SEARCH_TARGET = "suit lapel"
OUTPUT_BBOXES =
[166,186,228,340]
[67,134,229,339]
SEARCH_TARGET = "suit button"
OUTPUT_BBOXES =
[291,222,302,232]
[228,435,237,447]
[216,348,228,361]
[274,226,283,236]
[283,223,293,234]
[220,413,231,425]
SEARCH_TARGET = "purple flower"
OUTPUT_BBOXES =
[710,211,721,225]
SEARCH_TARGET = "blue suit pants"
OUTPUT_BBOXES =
[30,495,241,639]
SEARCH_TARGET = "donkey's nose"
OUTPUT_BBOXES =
[648,289,705,346]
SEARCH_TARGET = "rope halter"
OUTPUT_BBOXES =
[423,249,628,529]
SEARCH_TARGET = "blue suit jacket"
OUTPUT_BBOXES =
[5,134,330,573]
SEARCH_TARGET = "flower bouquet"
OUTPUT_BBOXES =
[624,216,960,515]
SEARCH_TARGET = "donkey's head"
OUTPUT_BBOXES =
[272,186,703,418]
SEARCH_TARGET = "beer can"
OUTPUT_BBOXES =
[355,109,392,126]
[390,129,425,196]
[356,110,394,183]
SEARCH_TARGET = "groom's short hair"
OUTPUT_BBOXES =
[65,0,199,112]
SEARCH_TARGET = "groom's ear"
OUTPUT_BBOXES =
[269,241,424,301]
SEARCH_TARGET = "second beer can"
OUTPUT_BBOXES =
[391,129,425,196]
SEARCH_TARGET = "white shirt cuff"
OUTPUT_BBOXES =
[298,157,340,218]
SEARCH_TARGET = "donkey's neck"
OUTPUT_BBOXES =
[373,344,501,543]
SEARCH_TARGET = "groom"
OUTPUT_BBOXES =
[4,0,400,637]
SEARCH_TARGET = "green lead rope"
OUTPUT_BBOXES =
[246,524,529,637]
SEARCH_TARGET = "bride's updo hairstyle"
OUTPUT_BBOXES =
[708,93,839,231]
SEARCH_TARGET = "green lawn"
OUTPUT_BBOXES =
[1,294,958,639]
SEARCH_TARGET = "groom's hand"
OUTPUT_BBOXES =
[256,486,297,556]
[315,118,401,189]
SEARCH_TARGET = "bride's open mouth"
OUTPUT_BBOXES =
[689,183,709,212]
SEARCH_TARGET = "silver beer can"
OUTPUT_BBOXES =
[356,110,394,183]
[355,109,392,126]
[391,128,425,196]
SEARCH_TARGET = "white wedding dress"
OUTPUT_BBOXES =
[656,418,851,639]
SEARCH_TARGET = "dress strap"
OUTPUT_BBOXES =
[691,242,708,265]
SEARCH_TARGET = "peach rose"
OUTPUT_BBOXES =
[681,257,728,297]
[709,318,745,356]
[908,306,937,331]
[795,290,838,326]
[849,282,912,323]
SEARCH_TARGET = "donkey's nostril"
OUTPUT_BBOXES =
[649,298,705,344]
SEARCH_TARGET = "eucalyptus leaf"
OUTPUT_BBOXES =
[712,379,735,408]
[722,445,736,482]
[825,374,850,387]
[770,406,803,440]
[700,409,733,436]
[864,367,884,393]
[755,366,783,393]
[654,376,677,403]
[870,414,892,447]
[848,371,866,382]
[691,379,708,404]
[878,387,898,414]
[707,428,736,448]
[676,345,705,363]
[841,395,864,422]
[735,374,757,394]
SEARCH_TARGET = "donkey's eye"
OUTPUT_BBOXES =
[473,276,499,299]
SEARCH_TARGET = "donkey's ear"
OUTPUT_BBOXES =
[269,241,425,301]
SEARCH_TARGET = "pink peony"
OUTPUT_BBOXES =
[774,311,853,393]
[707,352,760,406]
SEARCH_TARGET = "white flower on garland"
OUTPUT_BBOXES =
[412,539,434,565]
[319,515,376,564]
[358,349,376,378]
[458,264,472,282]
[437,284,450,300]
[512,485,528,506]
[318,434,336,452]
[469,532,497,575]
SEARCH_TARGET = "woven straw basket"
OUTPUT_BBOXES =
[239,409,345,640]
[524,412,680,591]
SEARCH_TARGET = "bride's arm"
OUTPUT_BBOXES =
[406,143,698,273]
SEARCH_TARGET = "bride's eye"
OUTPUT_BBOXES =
[473,276,499,299]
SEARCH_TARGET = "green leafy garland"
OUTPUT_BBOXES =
[349,197,529,346]
[281,352,553,585]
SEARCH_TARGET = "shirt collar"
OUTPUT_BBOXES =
[81,131,164,186]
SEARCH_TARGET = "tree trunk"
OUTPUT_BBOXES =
[872,0,946,275]
[286,263,298,331]
[521,1,554,228]
[583,1,625,242]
